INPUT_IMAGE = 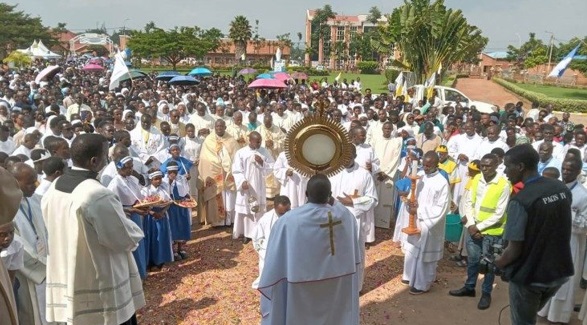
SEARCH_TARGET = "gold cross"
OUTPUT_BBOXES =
[320,212,342,256]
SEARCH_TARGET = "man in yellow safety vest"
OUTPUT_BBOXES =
[449,153,510,310]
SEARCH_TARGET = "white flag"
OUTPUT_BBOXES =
[109,51,130,90]
[548,45,580,78]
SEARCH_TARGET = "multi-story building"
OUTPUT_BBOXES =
[304,9,387,70]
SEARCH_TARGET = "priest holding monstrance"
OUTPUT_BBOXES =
[258,104,361,324]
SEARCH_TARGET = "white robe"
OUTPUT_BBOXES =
[354,143,380,243]
[100,159,148,188]
[403,171,449,291]
[129,126,166,168]
[447,133,483,205]
[329,164,378,292]
[372,136,402,229]
[13,195,48,325]
[544,181,587,323]
[188,113,216,141]
[183,135,202,201]
[273,151,308,209]
[252,209,279,289]
[473,138,509,160]
[41,174,145,325]
[0,138,16,155]
[232,146,274,239]
[258,202,360,325]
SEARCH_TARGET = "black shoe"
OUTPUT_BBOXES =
[575,304,582,312]
[401,279,409,286]
[449,287,476,297]
[243,237,251,244]
[478,293,491,310]
[409,287,428,295]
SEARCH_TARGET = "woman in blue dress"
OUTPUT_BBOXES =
[106,156,149,280]
[141,170,174,271]
[165,161,192,261]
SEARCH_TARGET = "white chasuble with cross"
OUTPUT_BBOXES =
[258,201,360,325]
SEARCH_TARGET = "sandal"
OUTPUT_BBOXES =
[179,251,188,260]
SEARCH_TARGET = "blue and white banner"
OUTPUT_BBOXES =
[548,45,580,78]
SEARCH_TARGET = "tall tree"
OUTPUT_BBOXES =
[0,3,56,57]
[129,23,223,70]
[375,0,487,82]
[506,33,549,69]
[367,6,382,24]
[276,33,293,49]
[229,15,252,61]
[310,5,336,62]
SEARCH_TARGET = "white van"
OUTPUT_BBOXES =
[409,85,497,114]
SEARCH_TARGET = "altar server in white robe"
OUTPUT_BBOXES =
[273,151,308,208]
[183,123,202,201]
[9,163,49,325]
[372,122,402,229]
[543,158,587,323]
[232,132,274,242]
[403,151,449,294]
[41,134,145,325]
[330,145,378,292]
[448,121,482,205]
[258,174,361,325]
[129,113,166,169]
[252,195,291,289]
[351,126,380,244]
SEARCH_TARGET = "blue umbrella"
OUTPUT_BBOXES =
[256,73,275,79]
[169,75,200,86]
[156,71,182,81]
[188,67,212,76]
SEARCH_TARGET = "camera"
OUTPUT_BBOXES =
[478,243,504,276]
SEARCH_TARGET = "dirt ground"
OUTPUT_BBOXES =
[135,224,584,325]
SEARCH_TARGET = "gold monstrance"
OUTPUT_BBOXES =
[285,99,354,178]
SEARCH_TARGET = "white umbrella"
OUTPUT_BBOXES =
[35,65,61,84]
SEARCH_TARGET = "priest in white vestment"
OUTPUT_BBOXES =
[255,114,286,199]
[129,114,166,169]
[448,122,483,205]
[188,103,216,140]
[473,125,509,160]
[9,163,49,325]
[372,122,402,229]
[258,174,360,325]
[542,159,587,323]
[403,151,449,294]
[41,134,145,325]
[273,151,308,208]
[226,112,249,149]
[232,132,275,241]
[252,196,291,289]
[329,145,378,292]
[350,126,380,244]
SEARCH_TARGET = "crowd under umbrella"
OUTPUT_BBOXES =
[82,63,104,71]
[188,67,212,77]
[247,78,287,89]
[156,71,181,81]
[169,75,200,86]
[238,67,257,76]
[35,65,61,84]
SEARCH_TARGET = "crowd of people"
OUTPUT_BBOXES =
[0,57,586,325]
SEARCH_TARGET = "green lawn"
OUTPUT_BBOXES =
[514,83,587,101]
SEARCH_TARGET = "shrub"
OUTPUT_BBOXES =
[384,69,400,83]
[493,78,587,112]
[357,61,379,74]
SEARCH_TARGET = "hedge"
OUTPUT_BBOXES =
[357,61,379,74]
[493,78,587,112]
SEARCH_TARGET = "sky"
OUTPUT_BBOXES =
[8,0,587,52]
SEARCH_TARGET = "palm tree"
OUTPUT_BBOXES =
[229,15,252,61]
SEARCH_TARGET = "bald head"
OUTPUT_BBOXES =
[112,143,130,161]
[306,174,332,204]
[248,131,262,149]
[9,162,37,197]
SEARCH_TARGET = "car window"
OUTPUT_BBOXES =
[445,89,467,103]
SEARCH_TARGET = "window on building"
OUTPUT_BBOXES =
[337,26,345,42]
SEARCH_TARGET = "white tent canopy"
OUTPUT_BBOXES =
[17,40,62,60]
